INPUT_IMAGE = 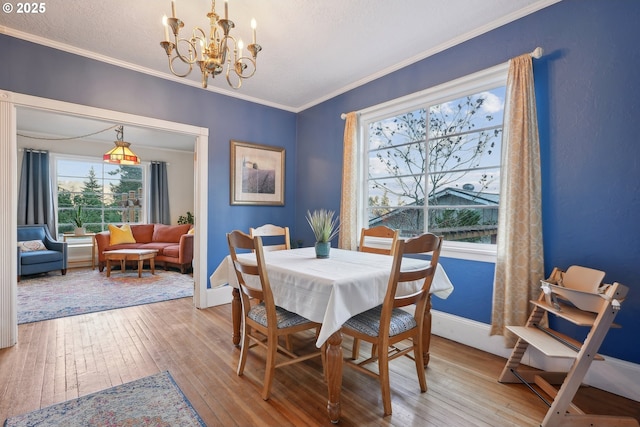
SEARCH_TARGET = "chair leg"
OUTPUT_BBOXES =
[237,326,251,376]
[352,338,361,360]
[61,269,67,276]
[414,335,427,392]
[284,334,293,352]
[378,344,393,415]
[262,334,278,400]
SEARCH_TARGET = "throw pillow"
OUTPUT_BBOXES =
[152,224,191,243]
[130,224,155,243]
[108,224,137,245]
[188,227,195,235]
[17,240,47,252]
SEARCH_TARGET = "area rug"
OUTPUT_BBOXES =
[4,371,205,426]
[18,268,193,324]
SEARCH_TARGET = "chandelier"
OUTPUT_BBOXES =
[103,126,140,165]
[160,0,262,89]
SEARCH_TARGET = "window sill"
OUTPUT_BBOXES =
[440,242,497,263]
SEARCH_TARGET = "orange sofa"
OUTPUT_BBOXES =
[96,224,193,274]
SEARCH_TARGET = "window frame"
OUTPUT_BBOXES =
[51,153,148,236]
[357,63,509,262]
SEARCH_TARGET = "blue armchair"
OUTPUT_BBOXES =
[17,225,67,282]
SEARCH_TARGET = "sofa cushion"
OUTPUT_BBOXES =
[131,224,155,243]
[162,244,180,258]
[109,224,136,245]
[152,224,191,243]
[20,250,63,265]
[104,243,140,252]
[139,242,174,256]
[17,240,47,252]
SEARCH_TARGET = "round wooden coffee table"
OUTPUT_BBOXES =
[103,249,158,278]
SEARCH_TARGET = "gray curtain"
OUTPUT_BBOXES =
[149,161,171,225]
[18,149,56,235]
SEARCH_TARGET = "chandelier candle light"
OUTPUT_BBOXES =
[160,0,262,89]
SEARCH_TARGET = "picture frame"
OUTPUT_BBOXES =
[230,140,285,206]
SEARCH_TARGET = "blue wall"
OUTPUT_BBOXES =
[0,34,297,281]
[1,0,639,364]
[295,0,640,364]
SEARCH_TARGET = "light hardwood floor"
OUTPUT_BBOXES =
[1,297,638,426]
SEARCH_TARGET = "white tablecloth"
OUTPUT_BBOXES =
[210,247,454,346]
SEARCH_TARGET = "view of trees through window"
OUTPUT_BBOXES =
[365,86,505,244]
[56,158,144,235]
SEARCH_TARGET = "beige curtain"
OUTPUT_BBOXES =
[490,54,544,346]
[338,112,358,250]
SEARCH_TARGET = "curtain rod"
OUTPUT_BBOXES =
[19,148,48,153]
[530,46,544,59]
[340,46,544,121]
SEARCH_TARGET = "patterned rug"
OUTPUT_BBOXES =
[4,371,205,426]
[18,268,194,324]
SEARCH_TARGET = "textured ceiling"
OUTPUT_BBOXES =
[0,0,559,112]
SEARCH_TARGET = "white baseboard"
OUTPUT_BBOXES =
[206,284,233,307]
[431,310,640,402]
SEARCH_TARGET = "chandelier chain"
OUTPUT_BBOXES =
[17,125,119,141]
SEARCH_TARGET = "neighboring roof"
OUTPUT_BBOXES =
[431,187,500,205]
[369,186,499,225]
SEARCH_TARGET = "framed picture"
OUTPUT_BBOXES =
[230,140,285,206]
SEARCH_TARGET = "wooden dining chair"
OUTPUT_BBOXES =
[249,223,299,350]
[359,225,399,255]
[341,232,443,415]
[227,230,324,400]
[249,224,291,251]
[352,225,400,359]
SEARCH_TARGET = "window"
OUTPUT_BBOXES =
[359,64,508,258]
[55,156,146,235]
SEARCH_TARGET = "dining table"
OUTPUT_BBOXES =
[209,246,454,423]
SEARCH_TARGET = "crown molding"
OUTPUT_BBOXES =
[294,0,562,112]
[0,26,297,113]
[1,0,561,114]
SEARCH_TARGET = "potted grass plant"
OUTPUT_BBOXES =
[306,209,340,258]
[72,205,86,235]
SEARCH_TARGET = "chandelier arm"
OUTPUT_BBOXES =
[189,27,208,59]
[234,57,257,79]
[226,67,242,89]
[168,54,193,78]
[173,36,199,65]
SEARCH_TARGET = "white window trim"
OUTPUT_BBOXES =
[52,153,149,233]
[357,63,509,263]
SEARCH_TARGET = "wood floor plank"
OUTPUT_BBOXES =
[1,297,638,426]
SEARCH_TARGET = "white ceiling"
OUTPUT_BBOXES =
[1,0,558,149]
[15,107,197,151]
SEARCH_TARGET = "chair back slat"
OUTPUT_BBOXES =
[250,224,291,251]
[227,230,273,305]
[383,233,442,311]
[359,226,399,255]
